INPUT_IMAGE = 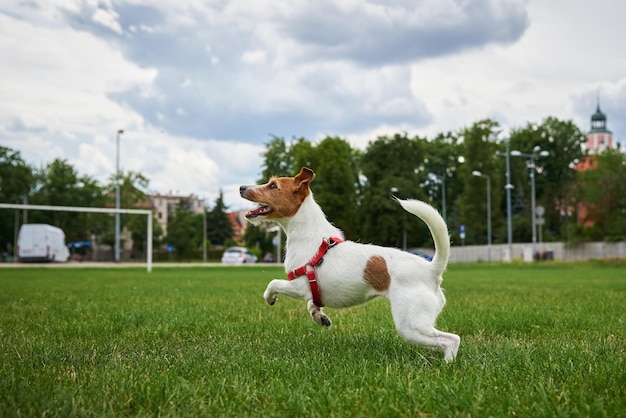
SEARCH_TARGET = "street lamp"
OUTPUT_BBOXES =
[504,138,513,261]
[510,146,549,259]
[115,129,124,263]
[472,170,491,262]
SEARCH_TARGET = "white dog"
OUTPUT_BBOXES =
[240,167,460,362]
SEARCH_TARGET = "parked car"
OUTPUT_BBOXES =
[221,247,258,264]
[17,224,70,263]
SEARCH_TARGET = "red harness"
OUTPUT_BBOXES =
[287,236,344,307]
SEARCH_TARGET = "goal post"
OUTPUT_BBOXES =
[0,203,153,272]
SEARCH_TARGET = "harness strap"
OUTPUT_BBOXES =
[287,236,343,307]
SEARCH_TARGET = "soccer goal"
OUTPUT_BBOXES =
[0,203,153,272]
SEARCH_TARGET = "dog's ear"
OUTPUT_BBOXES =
[294,167,315,190]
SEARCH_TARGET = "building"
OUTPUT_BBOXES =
[148,193,205,236]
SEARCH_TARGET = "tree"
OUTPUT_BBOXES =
[29,159,107,242]
[242,223,276,259]
[574,149,626,241]
[259,136,294,181]
[108,171,163,253]
[457,119,502,246]
[130,214,163,256]
[360,133,428,247]
[309,137,360,238]
[166,199,203,260]
[290,137,317,174]
[0,147,34,256]
[206,190,233,246]
[421,132,464,232]
[0,147,32,202]
[509,118,585,242]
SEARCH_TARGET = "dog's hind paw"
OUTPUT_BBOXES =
[308,300,332,328]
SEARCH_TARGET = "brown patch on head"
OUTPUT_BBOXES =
[363,255,391,291]
[241,167,316,220]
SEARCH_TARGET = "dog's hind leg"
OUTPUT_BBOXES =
[390,291,460,362]
[395,319,460,362]
[307,300,332,328]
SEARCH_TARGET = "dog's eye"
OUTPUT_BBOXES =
[269,182,277,190]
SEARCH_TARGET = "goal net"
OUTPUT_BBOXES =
[0,203,153,272]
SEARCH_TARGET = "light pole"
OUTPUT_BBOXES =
[115,129,124,263]
[511,146,549,259]
[504,138,513,261]
[472,171,491,262]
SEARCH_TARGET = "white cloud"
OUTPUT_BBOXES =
[241,49,268,64]
[92,7,123,34]
[0,12,156,136]
[1,0,626,211]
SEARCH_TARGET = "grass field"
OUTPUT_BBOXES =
[1,261,625,417]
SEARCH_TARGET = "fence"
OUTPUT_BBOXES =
[448,241,626,263]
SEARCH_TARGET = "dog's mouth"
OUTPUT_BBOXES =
[246,205,274,219]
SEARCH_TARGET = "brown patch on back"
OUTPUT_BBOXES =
[363,255,391,291]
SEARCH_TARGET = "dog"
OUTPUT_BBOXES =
[240,167,460,362]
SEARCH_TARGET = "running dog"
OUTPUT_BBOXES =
[239,167,460,362]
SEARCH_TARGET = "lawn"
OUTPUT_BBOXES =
[0,261,625,417]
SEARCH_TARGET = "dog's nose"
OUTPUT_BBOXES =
[239,185,247,196]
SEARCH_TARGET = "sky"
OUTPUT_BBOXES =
[1,0,625,211]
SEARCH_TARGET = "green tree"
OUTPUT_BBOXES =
[509,118,585,242]
[308,137,359,238]
[573,149,626,241]
[0,147,32,202]
[29,159,107,242]
[421,132,464,232]
[457,120,502,246]
[107,171,163,253]
[128,213,163,256]
[0,147,34,256]
[260,136,294,181]
[360,133,428,247]
[166,200,203,260]
[206,190,233,246]
[242,223,277,260]
[290,138,317,174]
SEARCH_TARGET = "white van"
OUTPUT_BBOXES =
[17,224,70,263]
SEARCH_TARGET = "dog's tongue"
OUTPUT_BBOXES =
[246,205,272,219]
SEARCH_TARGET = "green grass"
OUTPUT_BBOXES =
[1,261,625,417]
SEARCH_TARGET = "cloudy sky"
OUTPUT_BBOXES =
[1,0,625,210]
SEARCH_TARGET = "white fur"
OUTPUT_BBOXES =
[243,185,460,362]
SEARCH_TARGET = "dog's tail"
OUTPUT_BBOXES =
[394,198,450,277]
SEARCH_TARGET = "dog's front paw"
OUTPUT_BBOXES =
[263,288,277,306]
[266,294,277,306]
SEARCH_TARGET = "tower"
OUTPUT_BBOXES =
[577,102,614,171]
[586,103,613,154]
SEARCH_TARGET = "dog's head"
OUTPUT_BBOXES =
[240,167,315,222]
